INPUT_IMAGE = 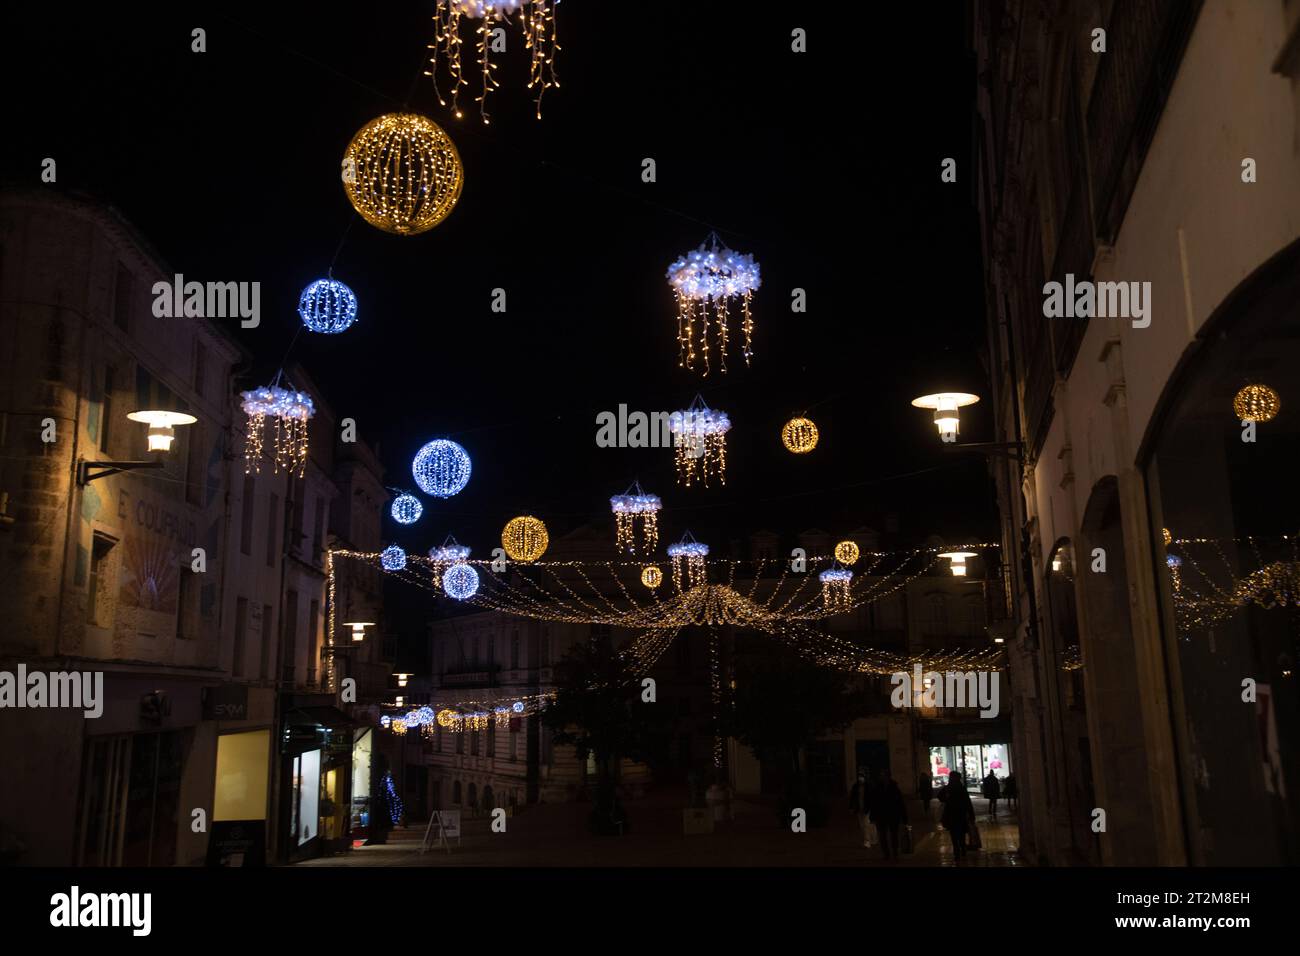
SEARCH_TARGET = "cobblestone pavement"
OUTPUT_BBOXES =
[295,789,1025,868]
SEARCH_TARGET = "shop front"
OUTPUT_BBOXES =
[279,701,356,863]
[925,719,1013,792]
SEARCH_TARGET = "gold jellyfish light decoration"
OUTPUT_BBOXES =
[427,0,560,124]
[502,515,549,562]
[342,113,464,236]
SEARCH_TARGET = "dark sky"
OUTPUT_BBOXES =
[4,2,997,564]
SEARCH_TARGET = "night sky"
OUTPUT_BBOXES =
[4,2,996,587]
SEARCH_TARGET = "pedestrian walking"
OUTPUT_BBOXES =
[870,770,907,860]
[848,771,874,848]
[940,771,976,861]
[982,770,1001,821]
[1003,773,1018,811]
[919,770,934,816]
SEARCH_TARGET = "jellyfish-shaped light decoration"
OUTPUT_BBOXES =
[668,396,731,487]
[666,234,761,376]
[412,439,472,498]
[240,384,315,477]
[381,545,408,572]
[442,562,480,601]
[609,482,661,554]
[819,567,853,611]
[391,493,423,525]
[298,277,359,334]
[667,533,709,591]
[429,534,471,562]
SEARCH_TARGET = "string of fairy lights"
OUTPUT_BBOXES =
[1164,534,1300,631]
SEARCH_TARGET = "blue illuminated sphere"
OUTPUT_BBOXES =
[442,562,479,601]
[412,439,472,498]
[381,545,407,571]
[512,701,525,713]
[391,493,423,525]
[298,278,359,334]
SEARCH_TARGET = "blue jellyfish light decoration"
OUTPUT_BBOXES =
[298,278,359,334]
[391,493,423,525]
[381,544,407,571]
[412,439,472,498]
[442,562,480,601]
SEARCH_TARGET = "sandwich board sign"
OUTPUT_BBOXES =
[420,810,462,854]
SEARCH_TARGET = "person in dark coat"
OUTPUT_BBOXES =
[1003,773,1018,810]
[848,771,873,847]
[919,770,934,815]
[870,770,907,860]
[982,771,1002,820]
[941,772,976,860]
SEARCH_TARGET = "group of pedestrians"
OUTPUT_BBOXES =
[847,769,908,860]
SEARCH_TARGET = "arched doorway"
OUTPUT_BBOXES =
[1142,238,1300,864]
[1078,477,1158,864]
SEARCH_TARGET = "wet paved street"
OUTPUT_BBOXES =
[296,788,1024,868]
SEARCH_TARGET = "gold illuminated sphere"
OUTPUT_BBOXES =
[342,113,464,235]
[1232,384,1280,423]
[502,515,549,562]
[781,417,819,454]
[641,565,663,589]
[834,540,860,565]
[436,709,456,728]
[1162,527,1172,547]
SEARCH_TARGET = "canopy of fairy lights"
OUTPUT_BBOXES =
[427,0,560,124]
[412,439,472,498]
[667,235,761,376]
[609,482,661,554]
[298,277,358,334]
[669,397,730,487]
[343,113,464,235]
[240,383,315,477]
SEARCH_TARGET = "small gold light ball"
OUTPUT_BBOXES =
[641,565,663,589]
[782,417,819,454]
[436,709,456,728]
[1232,384,1280,423]
[343,113,464,235]
[834,540,860,565]
[502,515,549,562]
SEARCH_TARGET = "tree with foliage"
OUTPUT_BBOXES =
[722,638,871,826]
[541,635,667,834]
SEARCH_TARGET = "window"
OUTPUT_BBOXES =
[487,635,495,670]
[281,590,298,685]
[176,567,199,640]
[436,725,443,753]
[312,498,325,560]
[193,340,207,397]
[261,604,274,680]
[266,493,279,567]
[240,475,255,556]
[456,733,464,755]
[233,597,248,677]
[510,631,519,669]
[470,730,479,757]
[926,594,949,637]
[307,600,319,685]
[509,730,518,762]
[100,367,114,453]
[113,262,132,332]
[87,533,118,628]
[540,629,550,667]
[487,720,495,757]
[452,781,461,804]
[185,423,204,506]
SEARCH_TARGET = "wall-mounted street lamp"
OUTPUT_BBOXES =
[937,551,978,577]
[393,672,412,688]
[910,392,1021,460]
[342,620,375,642]
[77,409,197,485]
